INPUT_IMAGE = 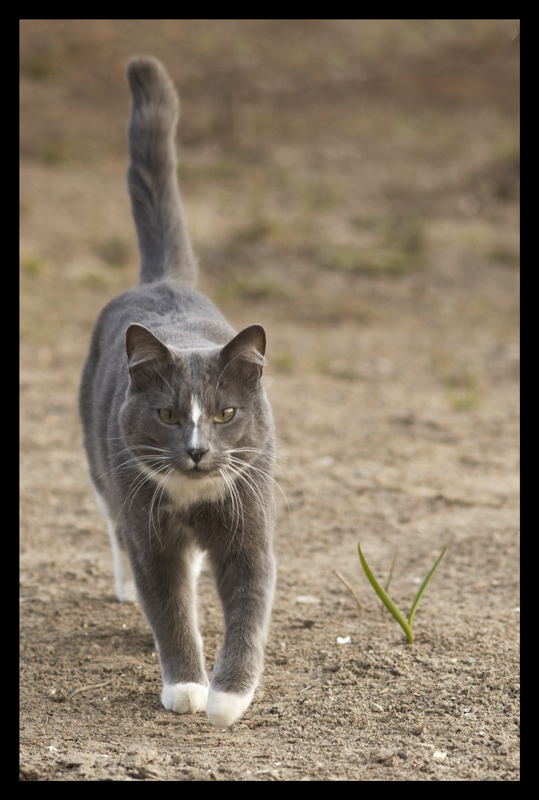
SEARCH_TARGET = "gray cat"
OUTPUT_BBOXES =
[79,56,276,729]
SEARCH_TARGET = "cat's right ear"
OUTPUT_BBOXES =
[126,323,172,385]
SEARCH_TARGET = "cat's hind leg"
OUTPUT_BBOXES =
[93,489,137,603]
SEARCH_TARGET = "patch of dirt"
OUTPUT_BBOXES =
[20,20,519,780]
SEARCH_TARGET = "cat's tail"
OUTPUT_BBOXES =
[127,56,197,286]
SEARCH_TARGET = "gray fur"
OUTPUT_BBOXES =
[79,56,276,728]
[127,56,197,286]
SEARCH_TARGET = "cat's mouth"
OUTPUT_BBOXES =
[181,458,223,480]
[184,464,211,478]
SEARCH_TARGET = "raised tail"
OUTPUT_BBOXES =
[127,56,197,286]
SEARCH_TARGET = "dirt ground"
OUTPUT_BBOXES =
[20,20,520,781]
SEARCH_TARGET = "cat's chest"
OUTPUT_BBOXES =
[142,466,227,512]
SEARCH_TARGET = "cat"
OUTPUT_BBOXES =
[79,56,276,729]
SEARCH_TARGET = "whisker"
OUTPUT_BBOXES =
[147,465,175,549]
[111,457,173,541]
[222,460,271,548]
[102,445,174,485]
[224,450,289,518]
[218,466,244,554]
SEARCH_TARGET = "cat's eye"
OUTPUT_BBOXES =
[159,408,180,424]
[214,408,235,424]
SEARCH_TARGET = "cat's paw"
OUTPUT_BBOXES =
[161,682,208,715]
[116,579,137,603]
[206,687,255,729]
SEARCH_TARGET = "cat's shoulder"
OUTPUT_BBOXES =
[90,280,233,350]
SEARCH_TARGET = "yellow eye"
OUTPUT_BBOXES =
[214,408,235,424]
[159,408,180,424]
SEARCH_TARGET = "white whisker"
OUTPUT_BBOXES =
[147,465,175,549]
[218,456,273,551]
[102,447,175,548]
[218,466,244,553]
[224,447,289,518]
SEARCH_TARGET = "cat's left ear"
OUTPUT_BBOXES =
[219,324,266,380]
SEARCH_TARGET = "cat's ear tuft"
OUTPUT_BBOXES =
[219,324,267,380]
[126,323,172,384]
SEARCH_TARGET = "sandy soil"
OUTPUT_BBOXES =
[20,20,520,781]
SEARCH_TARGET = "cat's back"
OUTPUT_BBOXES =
[86,280,234,362]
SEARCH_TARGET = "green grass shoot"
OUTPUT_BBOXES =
[357,544,448,644]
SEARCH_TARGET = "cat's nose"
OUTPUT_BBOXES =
[186,447,208,464]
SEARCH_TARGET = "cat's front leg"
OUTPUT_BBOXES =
[161,681,208,714]
[206,685,255,730]
[207,546,276,728]
[126,528,210,715]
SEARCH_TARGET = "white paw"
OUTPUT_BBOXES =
[206,687,255,729]
[116,579,137,603]
[161,682,208,714]
[111,542,136,602]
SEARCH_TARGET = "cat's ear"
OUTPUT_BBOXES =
[126,323,173,384]
[219,324,266,381]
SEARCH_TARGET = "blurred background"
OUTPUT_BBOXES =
[20,20,519,353]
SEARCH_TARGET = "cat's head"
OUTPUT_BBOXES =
[119,323,272,506]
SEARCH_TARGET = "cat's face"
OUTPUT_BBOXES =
[119,324,271,508]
